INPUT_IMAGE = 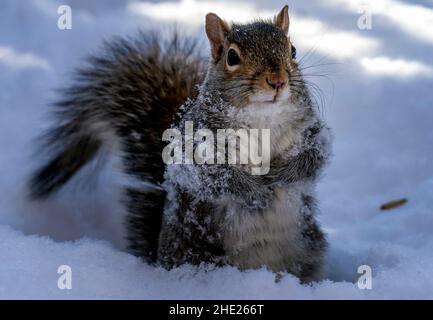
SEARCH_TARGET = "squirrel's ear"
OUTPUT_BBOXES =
[205,13,230,62]
[274,5,290,35]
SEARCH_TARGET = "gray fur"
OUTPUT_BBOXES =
[159,20,332,282]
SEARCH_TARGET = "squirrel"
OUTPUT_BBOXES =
[28,6,332,283]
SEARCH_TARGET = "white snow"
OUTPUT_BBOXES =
[0,46,51,71]
[360,56,433,77]
[1,0,433,299]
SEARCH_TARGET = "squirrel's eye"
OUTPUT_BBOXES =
[227,48,240,67]
[291,45,297,60]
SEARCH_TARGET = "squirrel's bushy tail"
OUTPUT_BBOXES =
[29,136,102,199]
[29,31,205,200]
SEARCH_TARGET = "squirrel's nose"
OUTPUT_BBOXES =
[266,78,287,91]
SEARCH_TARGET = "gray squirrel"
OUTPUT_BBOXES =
[29,6,332,283]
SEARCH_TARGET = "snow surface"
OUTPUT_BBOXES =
[1,0,433,299]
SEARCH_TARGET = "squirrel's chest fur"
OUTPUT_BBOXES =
[219,183,311,272]
[235,101,301,158]
[221,103,310,272]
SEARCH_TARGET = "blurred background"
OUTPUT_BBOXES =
[1,0,433,298]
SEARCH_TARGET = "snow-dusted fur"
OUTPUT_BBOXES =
[160,87,331,282]
[159,18,332,282]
